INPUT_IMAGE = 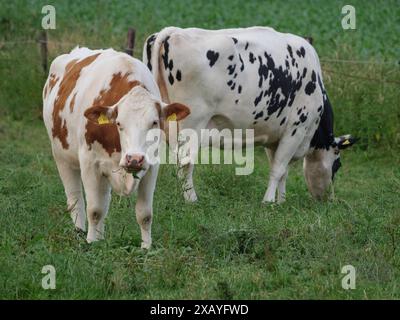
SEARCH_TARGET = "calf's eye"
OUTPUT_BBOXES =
[152,120,159,127]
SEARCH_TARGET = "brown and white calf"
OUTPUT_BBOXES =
[43,47,189,247]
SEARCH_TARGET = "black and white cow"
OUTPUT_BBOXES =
[143,27,356,203]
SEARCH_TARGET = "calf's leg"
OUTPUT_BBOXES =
[54,157,86,231]
[81,165,111,243]
[135,164,159,249]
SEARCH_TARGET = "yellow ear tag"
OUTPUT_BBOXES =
[342,139,350,146]
[167,113,177,121]
[98,113,110,125]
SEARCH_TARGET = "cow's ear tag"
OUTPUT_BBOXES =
[98,113,110,125]
[342,139,350,146]
[167,113,177,121]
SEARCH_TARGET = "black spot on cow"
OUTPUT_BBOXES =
[168,73,174,85]
[264,116,270,121]
[245,42,249,50]
[239,54,244,72]
[287,45,294,59]
[297,108,302,115]
[249,52,256,64]
[291,129,297,136]
[176,70,182,81]
[233,73,238,79]
[300,113,308,123]
[230,82,236,90]
[280,117,286,126]
[206,50,219,67]
[305,70,317,95]
[254,91,263,106]
[294,121,301,126]
[296,46,306,58]
[256,52,304,118]
[302,68,307,78]
[162,36,171,70]
[255,111,264,119]
[257,55,268,88]
[168,59,174,70]
[145,34,157,71]
[228,55,234,61]
[238,85,242,94]
[227,80,233,86]
[232,37,238,44]
[235,99,239,104]
[227,64,236,75]
[253,121,257,125]
[285,60,290,68]
[310,83,335,150]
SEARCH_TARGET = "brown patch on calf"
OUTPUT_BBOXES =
[52,53,101,149]
[48,73,59,91]
[84,72,142,156]
[69,93,77,113]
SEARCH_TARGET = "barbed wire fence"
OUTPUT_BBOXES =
[0,30,399,84]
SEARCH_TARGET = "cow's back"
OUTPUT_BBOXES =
[43,47,160,165]
[146,27,324,146]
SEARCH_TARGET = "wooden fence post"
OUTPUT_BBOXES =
[125,28,136,56]
[39,30,48,73]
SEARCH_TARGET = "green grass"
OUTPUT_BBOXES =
[0,0,399,299]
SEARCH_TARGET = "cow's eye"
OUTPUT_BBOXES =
[152,120,159,127]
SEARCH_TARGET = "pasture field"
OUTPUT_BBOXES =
[0,0,399,299]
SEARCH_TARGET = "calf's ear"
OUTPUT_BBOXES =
[84,105,118,125]
[163,102,190,121]
[335,134,357,150]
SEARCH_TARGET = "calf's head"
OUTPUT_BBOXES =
[304,134,356,200]
[85,86,190,173]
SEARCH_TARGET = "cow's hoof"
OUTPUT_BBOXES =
[262,197,276,204]
[141,242,151,250]
[184,191,198,202]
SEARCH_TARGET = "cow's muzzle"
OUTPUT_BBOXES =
[123,154,145,173]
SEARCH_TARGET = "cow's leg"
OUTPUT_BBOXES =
[81,164,111,243]
[177,163,197,202]
[263,134,303,203]
[265,147,289,204]
[135,164,159,249]
[176,120,208,202]
[54,157,86,231]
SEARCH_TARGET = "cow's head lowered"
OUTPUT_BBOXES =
[304,134,356,200]
[85,86,190,173]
